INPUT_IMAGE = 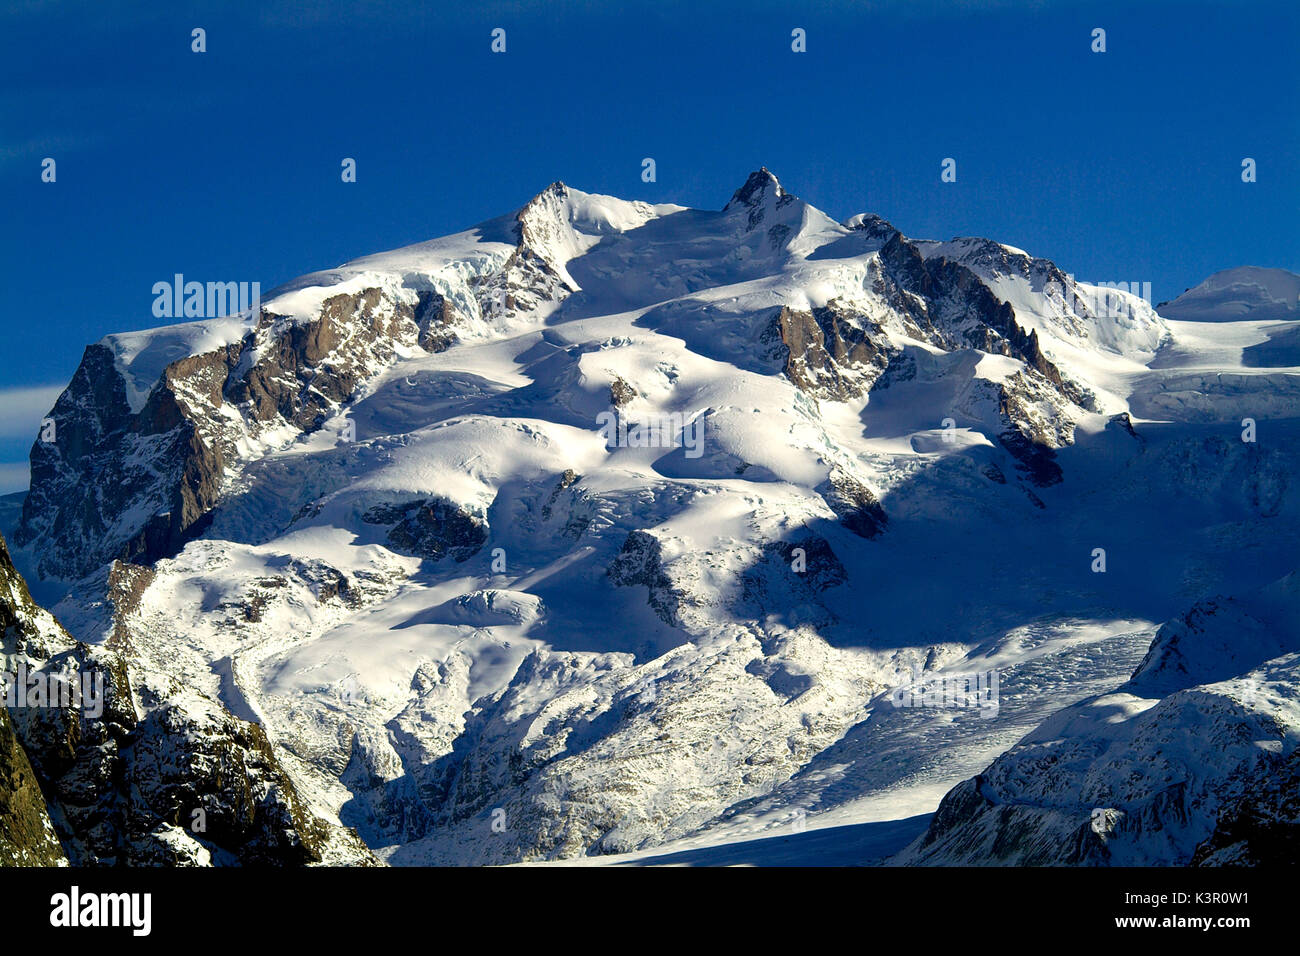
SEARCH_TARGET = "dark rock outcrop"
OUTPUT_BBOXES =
[820,470,888,539]
[607,530,686,626]
[741,534,847,626]
[415,290,461,353]
[610,377,636,408]
[363,498,489,563]
[0,707,66,866]
[761,224,1087,491]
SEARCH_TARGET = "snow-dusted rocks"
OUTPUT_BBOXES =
[0,531,375,865]
[896,576,1300,866]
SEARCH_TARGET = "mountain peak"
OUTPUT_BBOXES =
[519,180,572,216]
[725,167,787,210]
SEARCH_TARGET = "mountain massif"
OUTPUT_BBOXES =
[3,171,1296,865]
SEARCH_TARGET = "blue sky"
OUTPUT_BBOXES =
[1,0,1296,492]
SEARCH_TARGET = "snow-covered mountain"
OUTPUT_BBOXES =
[897,575,1300,866]
[1158,266,1300,322]
[5,170,1296,865]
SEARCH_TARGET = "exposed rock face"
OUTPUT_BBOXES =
[0,707,66,866]
[116,703,335,866]
[763,221,1088,490]
[104,561,156,648]
[475,183,582,320]
[993,370,1078,486]
[15,656,354,866]
[540,469,580,523]
[763,303,890,400]
[0,531,376,866]
[740,534,847,627]
[414,290,461,353]
[1192,746,1300,865]
[363,498,489,562]
[726,167,797,231]
[1107,411,1140,440]
[17,341,208,580]
[233,290,403,430]
[821,470,888,539]
[607,530,686,626]
[16,285,438,580]
[995,428,1062,487]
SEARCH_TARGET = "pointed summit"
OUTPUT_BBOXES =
[516,181,571,230]
[725,167,788,210]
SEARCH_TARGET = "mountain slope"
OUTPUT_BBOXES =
[1158,266,1300,322]
[1,531,375,865]
[895,575,1300,866]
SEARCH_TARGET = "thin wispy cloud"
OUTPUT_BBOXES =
[0,384,63,438]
